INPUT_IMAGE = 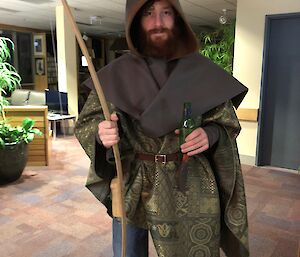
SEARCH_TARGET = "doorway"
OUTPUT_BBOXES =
[257,13,300,170]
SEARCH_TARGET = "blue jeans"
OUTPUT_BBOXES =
[113,218,149,257]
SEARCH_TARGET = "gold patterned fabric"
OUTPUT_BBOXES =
[75,90,249,257]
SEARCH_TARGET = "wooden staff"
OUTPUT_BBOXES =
[60,1,126,256]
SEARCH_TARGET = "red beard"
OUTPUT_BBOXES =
[140,27,177,58]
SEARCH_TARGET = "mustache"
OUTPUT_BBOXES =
[147,28,171,34]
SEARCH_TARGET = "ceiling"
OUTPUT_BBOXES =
[0,0,237,37]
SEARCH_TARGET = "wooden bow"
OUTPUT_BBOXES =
[60,1,126,256]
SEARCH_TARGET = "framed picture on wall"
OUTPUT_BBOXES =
[33,34,45,56]
[35,58,45,75]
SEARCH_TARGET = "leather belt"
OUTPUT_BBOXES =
[136,152,179,164]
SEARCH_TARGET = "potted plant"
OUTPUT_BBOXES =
[0,36,42,184]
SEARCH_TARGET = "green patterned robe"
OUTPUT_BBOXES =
[75,90,249,257]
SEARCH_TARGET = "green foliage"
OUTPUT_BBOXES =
[0,96,9,112]
[199,24,235,74]
[0,118,42,148]
[0,37,13,63]
[0,37,21,112]
[0,37,41,148]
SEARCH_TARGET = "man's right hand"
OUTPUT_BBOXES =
[98,113,120,148]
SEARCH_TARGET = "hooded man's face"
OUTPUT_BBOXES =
[139,0,176,58]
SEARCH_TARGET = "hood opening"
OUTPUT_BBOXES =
[125,0,198,59]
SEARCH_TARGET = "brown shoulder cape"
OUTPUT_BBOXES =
[84,52,247,137]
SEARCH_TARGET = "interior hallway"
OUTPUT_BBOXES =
[0,136,299,257]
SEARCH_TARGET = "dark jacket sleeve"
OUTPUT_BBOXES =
[203,123,220,147]
[75,90,136,215]
[75,88,134,178]
[75,89,116,180]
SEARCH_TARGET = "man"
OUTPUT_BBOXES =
[75,0,249,257]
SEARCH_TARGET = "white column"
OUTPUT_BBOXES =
[56,4,78,117]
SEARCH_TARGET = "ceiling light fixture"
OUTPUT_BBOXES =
[90,16,103,25]
[82,33,89,41]
[219,9,228,25]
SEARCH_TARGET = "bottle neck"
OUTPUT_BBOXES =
[183,102,192,120]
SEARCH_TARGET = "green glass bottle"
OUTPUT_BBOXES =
[179,102,195,147]
[176,102,195,192]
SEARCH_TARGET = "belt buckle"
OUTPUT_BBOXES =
[155,154,166,164]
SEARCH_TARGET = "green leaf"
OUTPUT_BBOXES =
[26,133,34,143]
[0,137,4,147]
[22,118,35,131]
[31,128,43,136]
[0,37,22,98]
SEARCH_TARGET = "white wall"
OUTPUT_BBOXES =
[233,0,300,164]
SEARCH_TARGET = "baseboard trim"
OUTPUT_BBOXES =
[240,154,256,166]
[261,166,299,175]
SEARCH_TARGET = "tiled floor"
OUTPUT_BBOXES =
[0,136,299,257]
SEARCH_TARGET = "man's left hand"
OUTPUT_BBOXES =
[176,128,209,156]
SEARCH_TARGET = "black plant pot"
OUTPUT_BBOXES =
[0,141,28,185]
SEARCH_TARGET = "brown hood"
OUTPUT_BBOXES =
[125,0,198,59]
